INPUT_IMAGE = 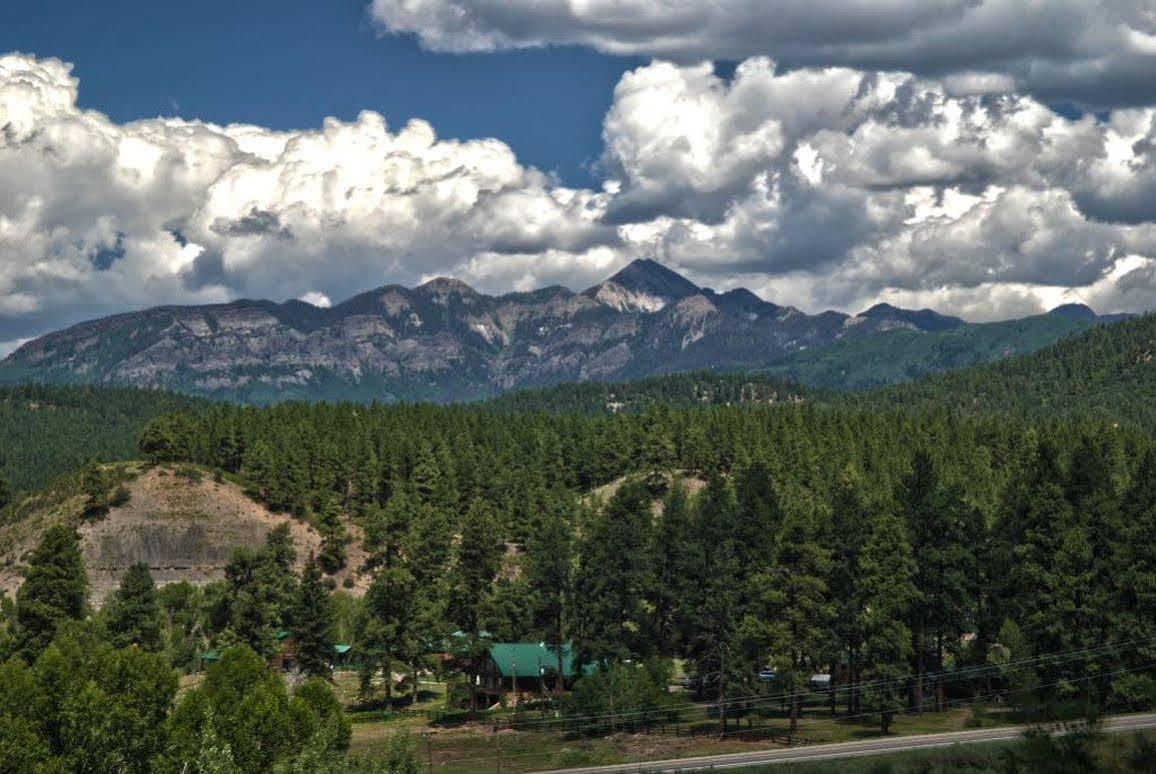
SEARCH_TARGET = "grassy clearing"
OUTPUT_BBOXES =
[345,698,1022,773]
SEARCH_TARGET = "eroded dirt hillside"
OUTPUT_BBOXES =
[0,465,367,604]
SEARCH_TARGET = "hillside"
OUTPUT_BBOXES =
[486,371,813,414]
[860,314,1156,427]
[0,463,365,604]
[761,312,1103,390]
[485,315,1156,431]
[0,385,209,490]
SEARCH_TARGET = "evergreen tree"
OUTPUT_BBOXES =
[900,451,980,712]
[363,491,417,572]
[105,562,164,651]
[14,524,88,661]
[686,474,747,729]
[523,493,575,693]
[765,498,834,735]
[357,565,417,708]
[0,469,11,511]
[316,495,348,575]
[826,465,872,712]
[1109,448,1156,706]
[857,508,917,733]
[734,460,782,567]
[573,481,655,665]
[1008,440,1092,693]
[294,556,336,678]
[446,498,501,713]
[79,461,111,518]
[648,482,695,655]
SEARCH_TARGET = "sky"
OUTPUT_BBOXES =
[2,0,1156,354]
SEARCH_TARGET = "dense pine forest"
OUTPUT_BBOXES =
[0,311,1153,771]
[759,312,1105,391]
[0,384,208,491]
[862,314,1156,429]
[138,398,1156,709]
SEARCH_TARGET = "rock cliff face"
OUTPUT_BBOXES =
[1,259,965,402]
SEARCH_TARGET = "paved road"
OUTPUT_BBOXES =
[534,713,1156,773]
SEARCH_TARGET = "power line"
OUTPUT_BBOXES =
[438,660,1156,768]
[499,634,1156,732]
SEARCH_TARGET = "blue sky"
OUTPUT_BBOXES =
[1,0,1155,351]
[0,0,638,186]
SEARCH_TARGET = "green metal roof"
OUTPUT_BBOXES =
[333,644,352,655]
[200,650,221,662]
[490,642,575,678]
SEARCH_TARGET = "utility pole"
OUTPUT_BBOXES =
[718,643,727,737]
[512,656,519,709]
[609,667,616,734]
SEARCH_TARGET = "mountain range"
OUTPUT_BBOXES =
[0,259,1130,402]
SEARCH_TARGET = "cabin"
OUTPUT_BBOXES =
[200,632,353,673]
[478,642,577,701]
[269,630,298,671]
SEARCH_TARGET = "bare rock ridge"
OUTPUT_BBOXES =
[0,259,1121,403]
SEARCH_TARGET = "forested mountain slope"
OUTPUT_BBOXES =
[0,385,208,490]
[860,313,1156,428]
[485,371,813,414]
[491,314,1156,430]
[761,311,1104,390]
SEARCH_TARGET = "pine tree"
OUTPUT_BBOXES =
[364,490,416,571]
[523,492,574,694]
[106,562,164,651]
[222,546,284,657]
[766,499,834,735]
[857,508,916,734]
[900,451,980,712]
[14,524,88,660]
[648,482,695,655]
[735,460,782,567]
[0,469,11,511]
[1111,449,1156,706]
[572,482,655,665]
[447,498,501,713]
[1008,440,1088,691]
[686,474,747,729]
[79,461,110,518]
[358,566,418,708]
[294,556,336,678]
[826,465,872,712]
[316,495,348,575]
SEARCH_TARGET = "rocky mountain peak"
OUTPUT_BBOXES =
[416,277,478,295]
[583,258,701,313]
[858,303,966,332]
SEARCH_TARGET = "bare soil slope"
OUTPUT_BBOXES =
[0,465,366,604]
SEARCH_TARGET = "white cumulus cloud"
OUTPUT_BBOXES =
[1,51,1155,345]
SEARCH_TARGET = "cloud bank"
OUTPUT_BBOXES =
[1,51,1155,347]
[369,0,1156,108]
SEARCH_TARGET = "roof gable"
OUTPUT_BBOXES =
[490,642,574,678]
